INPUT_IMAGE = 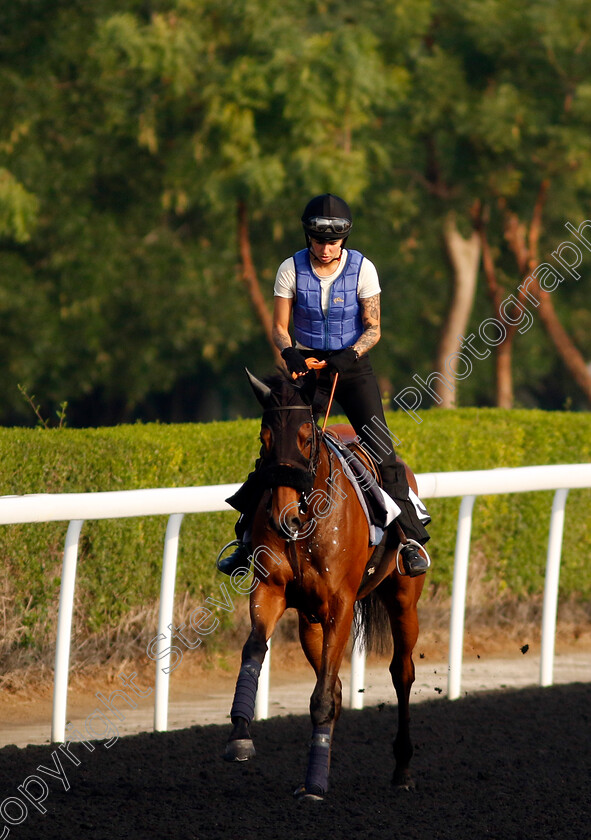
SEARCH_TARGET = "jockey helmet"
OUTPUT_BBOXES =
[301,194,353,243]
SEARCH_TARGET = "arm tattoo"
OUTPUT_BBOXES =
[353,294,381,356]
[362,294,380,322]
[273,329,293,352]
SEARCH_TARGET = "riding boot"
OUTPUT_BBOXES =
[398,542,430,577]
[216,540,252,576]
[218,464,265,575]
[384,493,430,577]
[216,514,252,576]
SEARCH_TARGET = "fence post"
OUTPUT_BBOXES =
[540,488,569,687]
[350,623,366,710]
[154,513,185,732]
[52,519,85,743]
[254,638,271,720]
[447,495,476,700]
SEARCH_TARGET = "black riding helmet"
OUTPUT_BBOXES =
[301,194,353,244]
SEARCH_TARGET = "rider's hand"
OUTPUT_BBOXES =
[327,347,359,375]
[281,347,309,375]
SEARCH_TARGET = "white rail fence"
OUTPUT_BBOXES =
[1,463,590,742]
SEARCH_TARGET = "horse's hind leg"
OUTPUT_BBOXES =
[379,574,424,790]
[224,581,286,762]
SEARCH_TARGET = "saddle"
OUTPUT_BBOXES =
[324,424,401,545]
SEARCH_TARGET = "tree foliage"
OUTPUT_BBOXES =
[0,0,590,426]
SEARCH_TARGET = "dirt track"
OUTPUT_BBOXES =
[1,679,590,840]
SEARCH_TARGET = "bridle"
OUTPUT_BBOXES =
[258,368,339,531]
[259,402,323,521]
[261,403,320,475]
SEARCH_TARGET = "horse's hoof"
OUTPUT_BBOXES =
[392,773,416,793]
[293,783,325,802]
[394,782,416,794]
[223,738,256,762]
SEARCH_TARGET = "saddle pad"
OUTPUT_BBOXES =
[323,434,401,546]
[326,425,431,525]
[324,428,431,535]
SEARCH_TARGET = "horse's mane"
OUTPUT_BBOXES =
[260,370,294,391]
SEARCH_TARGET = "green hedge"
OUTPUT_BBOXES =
[1,408,590,659]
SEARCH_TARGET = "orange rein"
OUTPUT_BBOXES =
[292,357,338,434]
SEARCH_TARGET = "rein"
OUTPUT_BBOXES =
[321,372,339,434]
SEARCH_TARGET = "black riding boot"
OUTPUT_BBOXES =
[216,540,252,576]
[217,464,265,576]
[216,513,252,576]
[385,495,430,578]
[398,542,430,578]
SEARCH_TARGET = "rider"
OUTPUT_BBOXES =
[218,193,430,577]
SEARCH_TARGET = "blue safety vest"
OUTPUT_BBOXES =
[292,249,364,351]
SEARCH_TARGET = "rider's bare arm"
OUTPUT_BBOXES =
[353,294,381,357]
[273,296,294,353]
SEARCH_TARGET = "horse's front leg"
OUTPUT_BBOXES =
[294,600,354,801]
[224,579,286,762]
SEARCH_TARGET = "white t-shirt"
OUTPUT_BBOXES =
[273,249,381,316]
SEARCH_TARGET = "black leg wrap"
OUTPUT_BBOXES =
[230,658,262,723]
[304,725,332,795]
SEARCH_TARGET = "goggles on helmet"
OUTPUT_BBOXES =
[304,217,352,236]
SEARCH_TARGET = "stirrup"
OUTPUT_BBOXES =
[216,539,249,575]
[395,539,431,577]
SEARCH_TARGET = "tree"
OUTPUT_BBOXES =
[437,211,481,408]
[1,0,590,426]
[387,0,591,409]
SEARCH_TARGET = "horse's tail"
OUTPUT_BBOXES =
[354,589,392,655]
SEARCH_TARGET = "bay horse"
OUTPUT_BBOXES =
[223,370,427,800]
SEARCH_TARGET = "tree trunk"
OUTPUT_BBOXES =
[478,210,516,408]
[436,211,481,407]
[503,182,591,405]
[535,290,591,400]
[237,199,281,363]
[495,344,514,408]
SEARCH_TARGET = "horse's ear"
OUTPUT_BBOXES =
[298,370,317,405]
[245,368,272,406]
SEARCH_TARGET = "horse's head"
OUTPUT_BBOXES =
[246,369,319,540]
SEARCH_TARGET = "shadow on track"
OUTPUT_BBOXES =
[0,683,589,840]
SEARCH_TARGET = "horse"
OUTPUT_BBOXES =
[223,369,427,800]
